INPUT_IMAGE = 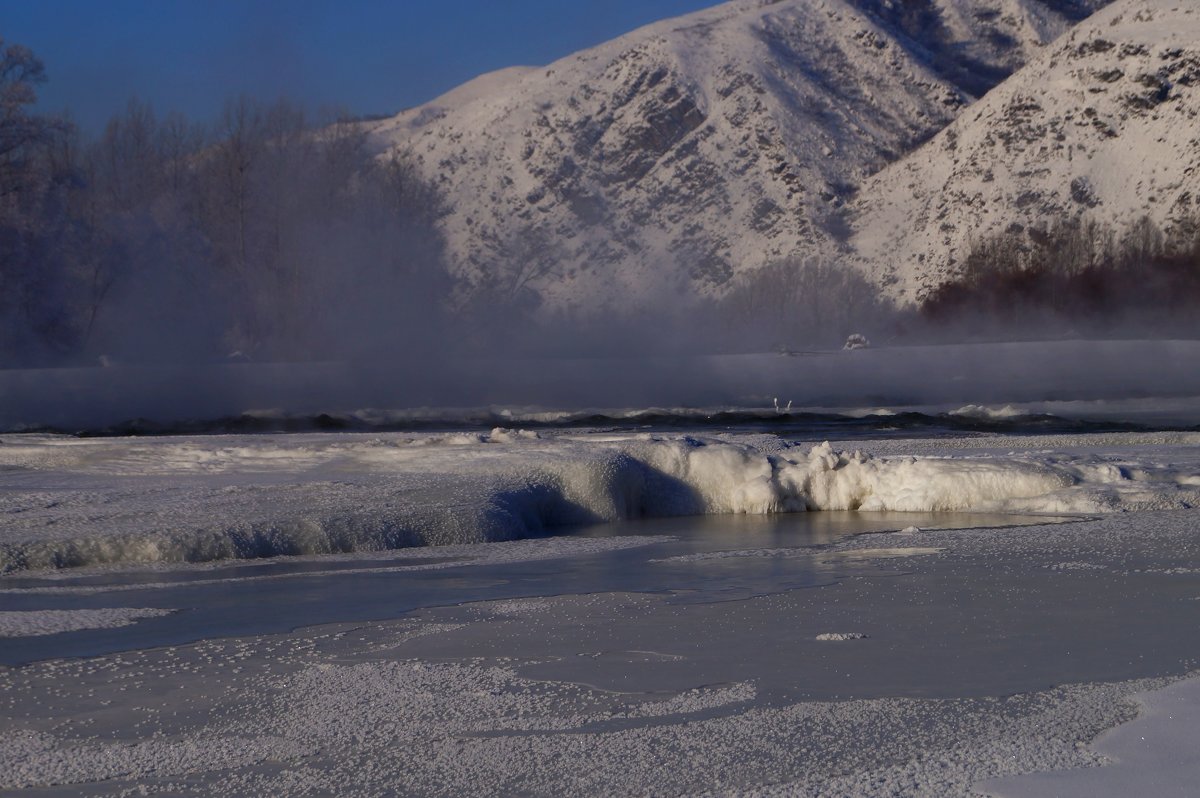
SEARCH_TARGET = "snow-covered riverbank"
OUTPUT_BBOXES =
[4,429,1200,795]
[4,429,1200,573]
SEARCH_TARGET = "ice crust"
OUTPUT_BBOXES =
[3,430,1200,573]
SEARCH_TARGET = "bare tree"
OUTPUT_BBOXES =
[0,39,51,200]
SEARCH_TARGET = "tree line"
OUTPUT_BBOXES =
[707,209,1200,351]
[921,213,1200,339]
[0,38,450,367]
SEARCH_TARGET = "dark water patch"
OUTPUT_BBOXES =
[13,408,1170,440]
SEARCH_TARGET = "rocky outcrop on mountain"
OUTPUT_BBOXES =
[370,0,1103,314]
[850,0,1200,302]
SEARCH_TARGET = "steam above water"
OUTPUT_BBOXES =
[3,340,1200,432]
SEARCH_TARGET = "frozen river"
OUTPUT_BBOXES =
[3,423,1200,794]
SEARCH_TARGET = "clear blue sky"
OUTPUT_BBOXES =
[2,0,718,132]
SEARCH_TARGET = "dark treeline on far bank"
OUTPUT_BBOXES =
[920,213,1200,340]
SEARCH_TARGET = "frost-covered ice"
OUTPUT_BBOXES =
[1,425,1197,792]
[3,483,1200,794]
[4,429,1200,573]
[0,593,1187,796]
[654,546,942,564]
[823,546,944,560]
[0,608,172,637]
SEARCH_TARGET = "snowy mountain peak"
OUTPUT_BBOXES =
[371,0,1102,314]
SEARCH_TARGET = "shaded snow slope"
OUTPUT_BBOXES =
[3,429,1199,573]
[370,0,1102,313]
[852,0,1200,301]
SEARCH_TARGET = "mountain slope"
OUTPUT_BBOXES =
[371,0,1102,314]
[850,0,1200,302]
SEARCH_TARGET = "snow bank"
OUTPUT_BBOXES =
[2,431,1199,573]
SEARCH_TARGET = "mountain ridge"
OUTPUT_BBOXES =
[370,0,1105,314]
[849,0,1200,302]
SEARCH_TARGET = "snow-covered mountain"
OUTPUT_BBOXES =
[371,0,1105,313]
[851,0,1200,301]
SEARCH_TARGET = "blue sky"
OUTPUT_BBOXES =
[2,0,717,132]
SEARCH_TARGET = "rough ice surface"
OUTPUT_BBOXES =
[0,598,1182,796]
[3,439,1200,795]
[0,608,173,637]
[4,430,1200,573]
